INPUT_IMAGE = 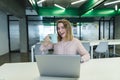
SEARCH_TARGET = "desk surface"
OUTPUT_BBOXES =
[81,39,120,46]
[0,58,120,80]
[81,39,120,58]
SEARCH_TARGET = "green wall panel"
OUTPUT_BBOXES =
[79,0,105,15]
[82,8,120,17]
[37,7,79,17]
[29,0,120,17]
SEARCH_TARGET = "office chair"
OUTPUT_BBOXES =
[31,42,42,62]
[94,42,109,58]
[82,42,90,53]
[31,42,53,62]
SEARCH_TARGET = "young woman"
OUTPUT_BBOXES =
[40,19,90,62]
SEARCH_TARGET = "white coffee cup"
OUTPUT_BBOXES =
[49,34,58,43]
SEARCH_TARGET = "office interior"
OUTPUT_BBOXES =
[1,0,120,65]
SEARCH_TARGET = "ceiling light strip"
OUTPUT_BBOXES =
[71,0,86,5]
[54,4,65,10]
[37,0,46,4]
[29,0,35,5]
[115,5,118,11]
[104,0,120,6]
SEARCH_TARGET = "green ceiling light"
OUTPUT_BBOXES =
[81,9,94,17]
[98,10,114,15]
[118,9,120,14]
[53,9,65,14]
[71,0,86,5]
[82,9,94,16]
[37,7,79,16]
[82,8,116,17]
[54,4,65,10]
[88,9,94,13]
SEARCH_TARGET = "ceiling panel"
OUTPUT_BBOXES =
[36,0,87,8]
[28,0,120,17]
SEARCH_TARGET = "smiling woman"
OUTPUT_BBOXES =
[40,19,90,63]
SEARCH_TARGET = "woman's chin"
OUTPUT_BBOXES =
[61,35,66,38]
[60,34,66,38]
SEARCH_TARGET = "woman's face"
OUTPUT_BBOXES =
[57,23,67,39]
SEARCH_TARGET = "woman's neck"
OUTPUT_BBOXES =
[62,37,67,42]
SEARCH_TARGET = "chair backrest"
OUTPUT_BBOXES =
[31,42,42,62]
[82,42,90,52]
[34,43,42,55]
[95,42,108,53]
[31,42,53,62]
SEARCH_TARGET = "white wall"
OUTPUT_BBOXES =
[9,21,20,51]
[115,16,120,39]
[19,17,28,53]
[0,11,9,56]
[115,16,120,49]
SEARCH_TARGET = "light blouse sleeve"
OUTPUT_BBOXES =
[76,39,90,62]
[40,42,53,54]
[40,35,54,54]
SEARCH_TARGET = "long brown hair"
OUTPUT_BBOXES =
[56,19,73,41]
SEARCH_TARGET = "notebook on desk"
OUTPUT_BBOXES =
[35,55,80,78]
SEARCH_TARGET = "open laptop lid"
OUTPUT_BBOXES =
[35,55,80,78]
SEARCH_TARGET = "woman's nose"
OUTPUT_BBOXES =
[59,28,63,32]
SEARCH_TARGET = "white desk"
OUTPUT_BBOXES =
[82,39,120,59]
[0,58,120,80]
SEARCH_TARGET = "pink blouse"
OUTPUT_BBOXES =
[54,38,88,55]
[40,38,90,62]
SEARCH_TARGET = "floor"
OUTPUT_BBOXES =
[0,52,30,66]
[0,49,120,66]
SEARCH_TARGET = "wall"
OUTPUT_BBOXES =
[9,21,20,51]
[115,16,120,39]
[0,11,9,55]
[19,17,28,53]
[115,16,120,49]
[0,0,25,18]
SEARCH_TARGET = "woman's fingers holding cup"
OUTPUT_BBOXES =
[44,35,51,42]
[49,34,58,43]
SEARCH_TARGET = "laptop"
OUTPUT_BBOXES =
[35,55,80,78]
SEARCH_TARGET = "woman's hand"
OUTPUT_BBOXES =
[40,35,53,52]
[42,35,51,46]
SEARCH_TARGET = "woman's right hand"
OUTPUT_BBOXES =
[40,35,53,51]
[42,35,51,46]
